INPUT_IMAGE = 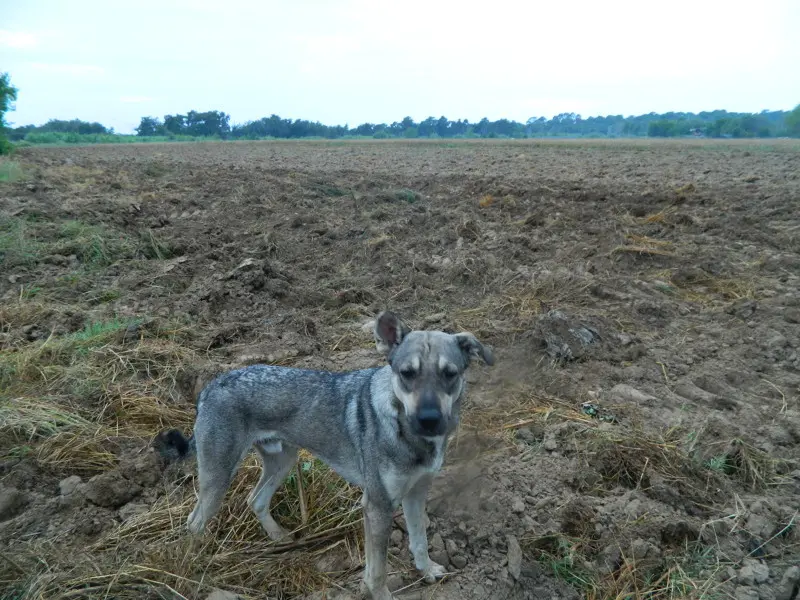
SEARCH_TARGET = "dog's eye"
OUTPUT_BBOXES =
[399,367,417,379]
[442,366,458,379]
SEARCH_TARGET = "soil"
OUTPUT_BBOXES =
[1,139,799,600]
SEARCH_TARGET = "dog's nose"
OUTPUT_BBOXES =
[417,406,443,434]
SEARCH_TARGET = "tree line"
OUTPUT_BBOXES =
[125,108,800,140]
[6,108,800,146]
[2,72,800,151]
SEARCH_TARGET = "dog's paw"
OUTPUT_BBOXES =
[421,560,447,584]
[186,511,206,536]
[263,522,294,542]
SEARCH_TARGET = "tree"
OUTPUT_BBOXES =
[163,114,187,135]
[648,120,677,137]
[435,116,450,137]
[136,116,165,136]
[184,110,231,138]
[36,119,109,134]
[786,104,800,137]
[0,72,19,154]
[418,117,438,137]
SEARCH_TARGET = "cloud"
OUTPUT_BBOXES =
[30,63,105,76]
[120,96,153,103]
[0,30,38,49]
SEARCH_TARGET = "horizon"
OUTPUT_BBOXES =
[3,107,797,134]
[2,0,799,134]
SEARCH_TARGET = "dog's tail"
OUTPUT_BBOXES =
[153,428,196,462]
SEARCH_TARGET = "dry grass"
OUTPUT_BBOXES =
[453,268,594,341]
[612,234,676,258]
[523,534,730,600]
[590,545,727,600]
[5,452,366,599]
[0,298,371,598]
[702,439,784,492]
[579,427,728,504]
[640,206,679,224]
[0,303,198,474]
[73,452,365,599]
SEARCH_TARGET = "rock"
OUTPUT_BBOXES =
[670,268,708,287]
[511,497,526,514]
[59,475,83,496]
[752,561,770,584]
[609,384,658,406]
[445,538,459,559]
[389,529,403,547]
[735,587,760,600]
[630,539,658,560]
[661,521,699,546]
[327,592,357,600]
[727,299,757,320]
[422,313,447,326]
[205,590,241,600]
[738,562,757,586]
[746,513,775,540]
[597,544,622,574]
[451,555,468,569]
[84,470,142,508]
[759,588,776,600]
[531,309,601,362]
[777,566,800,600]
[542,433,558,452]
[430,551,450,567]
[0,486,27,521]
[784,308,800,324]
[506,535,522,581]
[516,427,541,444]
[738,559,770,586]
[386,573,404,591]
[119,502,149,522]
[430,532,445,553]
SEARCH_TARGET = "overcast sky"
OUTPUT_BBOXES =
[2,0,799,134]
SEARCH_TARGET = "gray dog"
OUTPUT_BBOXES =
[158,312,494,600]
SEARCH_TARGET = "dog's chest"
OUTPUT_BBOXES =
[380,440,444,505]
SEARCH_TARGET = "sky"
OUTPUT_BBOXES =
[2,0,799,134]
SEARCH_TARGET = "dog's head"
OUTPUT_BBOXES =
[373,311,494,438]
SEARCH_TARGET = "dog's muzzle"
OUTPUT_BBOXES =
[414,396,445,436]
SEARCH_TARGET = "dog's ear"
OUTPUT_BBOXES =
[374,311,410,357]
[454,332,495,366]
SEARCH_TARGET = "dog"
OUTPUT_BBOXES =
[157,311,494,600]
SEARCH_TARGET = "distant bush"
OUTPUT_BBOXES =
[22,132,211,145]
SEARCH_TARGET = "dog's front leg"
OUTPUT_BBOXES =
[362,492,394,600]
[402,474,447,583]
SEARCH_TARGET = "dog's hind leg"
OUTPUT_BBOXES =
[248,442,298,541]
[187,448,240,534]
[187,432,246,535]
[403,474,447,584]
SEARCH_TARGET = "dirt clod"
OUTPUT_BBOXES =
[0,486,27,521]
[531,310,601,362]
[205,591,242,600]
[506,534,522,580]
[84,471,142,508]
[59,475,83,496]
